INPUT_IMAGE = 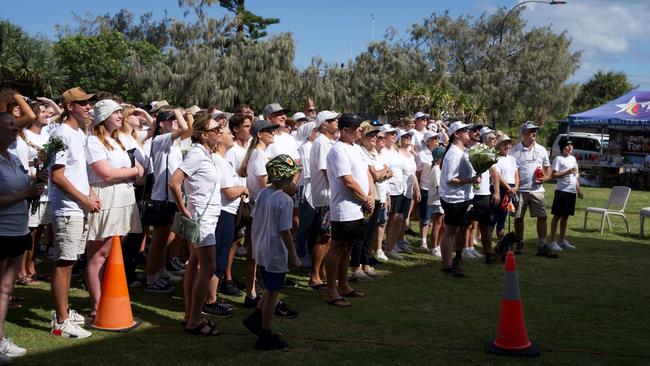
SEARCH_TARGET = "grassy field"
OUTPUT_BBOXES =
[7,185,650,365]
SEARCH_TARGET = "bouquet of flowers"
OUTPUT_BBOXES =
[468,143,497,189]
[30,136,68,214]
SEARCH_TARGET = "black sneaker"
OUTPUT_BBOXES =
[484,253,497,265]
[165,261,185,276]
[217,298,234,311]
[243,311,262,336]
[202,302,233,318]
[243,295,260,308]
[254,333,289,351]
[221,280,244,296]
[536,246,559,259]
[441,266,465,278]
[144,280,174,293]
[274,301,298,319]
[452,255,462,268]
[283,278,298,288]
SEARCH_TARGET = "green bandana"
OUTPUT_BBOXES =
[266,154,301,183]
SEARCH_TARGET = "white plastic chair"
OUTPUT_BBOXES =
[583,186,631,235]
[640,208,650,238]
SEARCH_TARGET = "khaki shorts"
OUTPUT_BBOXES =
[515,191,547,219]
[52,216,88,261]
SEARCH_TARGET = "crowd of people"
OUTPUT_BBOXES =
[0,86,584,355]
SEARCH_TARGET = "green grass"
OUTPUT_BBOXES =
[7,185,650,365]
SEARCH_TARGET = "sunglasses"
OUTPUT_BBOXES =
[377,136,386,140]
[74,100,91,106]
[325,118,337,123]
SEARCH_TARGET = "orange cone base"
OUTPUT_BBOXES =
[485,339,540,357]
[91,318,142,333]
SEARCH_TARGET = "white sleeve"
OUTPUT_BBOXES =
[276,193,293,232]
[330,147,352,178]
[179,148,202,176]
[317,144,328,171]
[552,157,560,172]
[250,150,268,177]
[85,136,108,165]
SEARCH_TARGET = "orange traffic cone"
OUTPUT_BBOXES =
[92,236,141,332]
[485,251,540,356]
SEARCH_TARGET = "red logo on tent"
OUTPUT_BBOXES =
[615,96,650,116]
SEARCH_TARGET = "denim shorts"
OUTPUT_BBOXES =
[260,267,287,292]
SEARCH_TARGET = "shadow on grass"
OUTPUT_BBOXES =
[8,235,650,366]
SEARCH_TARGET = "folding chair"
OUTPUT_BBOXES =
[583,186,631,235]
[640,208,650,238]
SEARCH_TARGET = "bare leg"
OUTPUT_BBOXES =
[430,214,444,248]
[325,239,347,301]
[260,290,279,331]
[479,224,492,254]
[514,217,524,240]
[224,240,237,281]
[147,224,172,277]
[440,225,458,268]
[385,213,403,251]
[558,216,569,242]
[243,227,257,299]
[207,275,219,304]
[52,260,75,322]
[537,217,548,241]
[85,237,113,313]
[183,249,198,323]
[0,257,18,338]
[309,238,329,286]
[550,215,560,243]
[187,245,216,328]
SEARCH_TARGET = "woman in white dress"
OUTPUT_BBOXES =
[85,100,144,315]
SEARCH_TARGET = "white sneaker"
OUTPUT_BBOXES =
[351,268,373,280]
[51,318,92,339]
[462,248,477,259]
[51,309,86,326]
[385,249,404,260]
[547,241,563,252]
[160,268,182,283]
[431,247,442,257]
[374,249,389,262]
[416,245,430,253]
[558,240,576,250]
[469,247,483,258]
[0,337,26,358]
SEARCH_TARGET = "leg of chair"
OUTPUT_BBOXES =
[606,214,613,232]
[641,215,646,239]
[599,213,606,235]
[583,211,588,230]
[623,214,630,235]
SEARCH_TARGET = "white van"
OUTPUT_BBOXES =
[550,132,609,171]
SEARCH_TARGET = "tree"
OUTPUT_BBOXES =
[572,71,635,113]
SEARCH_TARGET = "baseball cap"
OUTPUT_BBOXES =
[156,110,176,123]
[559,139,573,150]
[427,122,439,132]
[448,121,470,135]
[252,119,280,134]
[150,100,171,113]
[397,130,414,140]
[479,126,494,136]
[380,124,397,134]
[266,154,301,183]
[413,111,430,120]
[211,109,227,119]
[291,112,307,121]
[315,110,341,125]
[423,130,441,141]
[360,121,380,137]
[93,99,123,127]
[262,103,288,116]
[61,87,95,104]
[520,121,540,131]
[432,146,446,160]
[468,123,483,131]
[338,113,364,130]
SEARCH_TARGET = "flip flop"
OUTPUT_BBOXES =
[185,320,220,336]
[326,298,351,308]
[340,289,366,298]
[308,283,327,291]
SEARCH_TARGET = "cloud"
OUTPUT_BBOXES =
[522,0,650,86]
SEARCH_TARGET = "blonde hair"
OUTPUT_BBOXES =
[114,106,143,147]
[94,122,125,151]
[238,134,260,177]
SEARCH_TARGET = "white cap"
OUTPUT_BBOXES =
[427,122,438,132]
[291,112,307,121]
[397,130,414,140]
[315,110,341,125]
[414,111,430,120]
[423,131,441,141]
[93,99,123,127]
[380,124,397,134]
[448,121,470,136]
[479,126,494,136]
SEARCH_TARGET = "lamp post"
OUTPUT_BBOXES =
[498,1,566,44]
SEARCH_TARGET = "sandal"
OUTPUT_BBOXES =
[340,289,366,298]
[9,296,22,309]
[16,277,39,286]
[308,283,327,291]
[326,297,351,308]
[185,320,220,336]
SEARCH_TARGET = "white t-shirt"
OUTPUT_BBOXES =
[410,128,426,152]
[8,137,29,171]
[23,129,50,202]
[85,135,132,185]
[150,133,183,202]
[427,164,442,206]
[382,147,404,196]
[552,155,578,193]
[225,142,248,174]
[0,152,30,236]
[510,142,550,193]
[251,188,293,273]
[214,154,244,215]
[310,134,335,208]
[439,144,474,203]
[49,123,90,217]
[416,149,433,191]
[326,141,370,222]
[298,140,314,206]
[402,151,417,199]
[361,147,388,203]
[474,169,492,196]
[178,144,221,217]
[118,132,150,174]
[496,155,518,185]
[267,131,300,160]
[246,148,270,201]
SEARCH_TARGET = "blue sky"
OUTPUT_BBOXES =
[3,0,650,89]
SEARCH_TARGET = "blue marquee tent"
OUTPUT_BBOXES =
[569,91,650,128]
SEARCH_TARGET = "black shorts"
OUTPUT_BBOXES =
[440,199,472,227]
[331,219,366,242]
[552,190,576,216]
[470,195,492,225]
[389,195,403,215]
[0,234,32,258]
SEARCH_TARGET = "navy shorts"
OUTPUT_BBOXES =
[214,211,236,276]
[260,267,287,292]
[419,189,433,224]
[552,190,577,216]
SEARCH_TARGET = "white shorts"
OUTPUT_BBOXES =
[52,216,87,261]
[28,201,52,227]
